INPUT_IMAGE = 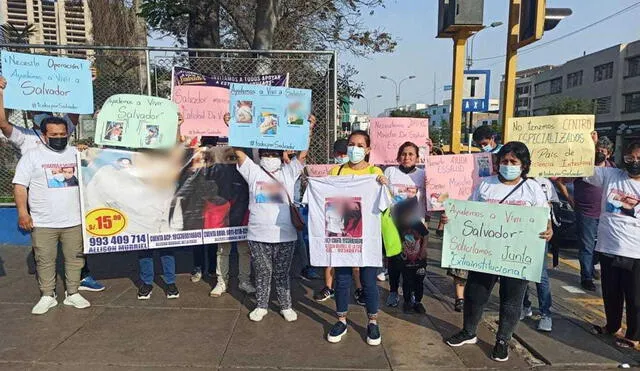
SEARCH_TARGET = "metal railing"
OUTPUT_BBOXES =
[0,44,338,203]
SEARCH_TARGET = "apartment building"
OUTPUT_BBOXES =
[1,0,93,55]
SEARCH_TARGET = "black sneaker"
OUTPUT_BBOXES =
[402,301,413,314]
[445,330,478,347]
[137,283,153,300]
[414,302,426,314]
[354,288,365,306]
[454,298,464,312]
[166,283,180,299]
[327,321,348,343]
[581,280,597,292]
[366,323,381,346]
[491,340,509,362]
[314,287,335,302]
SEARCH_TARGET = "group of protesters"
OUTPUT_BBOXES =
[2,72,640,362]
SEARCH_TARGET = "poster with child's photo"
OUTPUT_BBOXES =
[104,121,125,142]
[325,197,362,238]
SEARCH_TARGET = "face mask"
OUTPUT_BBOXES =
[47,137,68,151]
[399,165,416,174]
[334,156,349,165]
[625,161,640,177]
[53,174,65,182]
[260,157,282,173]
[595,152,606,165]
[347,146,366,164]
[482,144,494,153]
[499,164,522,181]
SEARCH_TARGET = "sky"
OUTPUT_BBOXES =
[147,1,640,116]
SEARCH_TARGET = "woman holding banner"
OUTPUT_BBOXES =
[444,141,553,362]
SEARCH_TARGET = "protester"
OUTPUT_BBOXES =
[473,125,503,154]
[0,76,105,292]
[445,141,553,362]
[325,130,387,346]
[586,135,640,350]
[12,116,91,314]
[555,136,616,292]
[232,116,315,322]
[295,168,320,281]
[383,141,426,308]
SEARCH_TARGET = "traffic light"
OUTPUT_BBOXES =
[437,0,484,38]
[519,0,572,48]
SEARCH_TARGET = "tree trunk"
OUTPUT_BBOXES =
[187,0,221,49]
[252,0,278,50]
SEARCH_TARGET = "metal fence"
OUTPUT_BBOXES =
[0,44,338,203]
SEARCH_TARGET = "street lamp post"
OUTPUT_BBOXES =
[466,21,504,70]
[380,75,416,108]
[363,94,383,115]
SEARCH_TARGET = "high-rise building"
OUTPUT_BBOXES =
[1,0,93,56]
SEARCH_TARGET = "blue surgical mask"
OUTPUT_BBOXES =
[334,156,349,165]
[347,146,366,164]
[499,165,522,181]
[482,144,494,153]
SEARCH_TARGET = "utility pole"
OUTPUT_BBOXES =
[501,0,521,141]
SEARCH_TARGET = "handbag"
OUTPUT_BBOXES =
[260,166,305,231]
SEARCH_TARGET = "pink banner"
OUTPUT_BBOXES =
[425,153,493,211]
[369,117,429,165]
[173,85,230,136]
[305,164,335,177]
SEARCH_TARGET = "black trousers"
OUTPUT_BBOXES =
[388,255,425,303]
[600,254,640,340]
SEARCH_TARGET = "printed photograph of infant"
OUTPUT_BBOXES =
[259,112,278,136]
[235,101,254,124]
[104,121,124,142]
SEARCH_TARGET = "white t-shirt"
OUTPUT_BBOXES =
[238,157,304,243]
[384,166,426,218]
[534,178,560,203]
[7,122,76,155]
[12,146,81,228]
[583,167,640,259]
[471,176,549,209]
[305,175,391,267]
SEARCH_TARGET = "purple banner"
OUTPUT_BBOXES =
[172,66,288,88]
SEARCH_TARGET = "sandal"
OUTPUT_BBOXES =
[590,324,623,337]
[616,338,640,350]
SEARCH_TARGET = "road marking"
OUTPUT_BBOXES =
[557,256,581,271]
[570,298,604,305]
[562,285,586,294]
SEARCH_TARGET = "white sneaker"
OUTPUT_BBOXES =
[239,281,256,294]
[537,315,553,332]
[377,271,387,282]
[249,308,268,322]
[209,282,227,297]
[32,295,58,315]
[63,293,91,309]
[280,308,298,322]
[520,305,533,320]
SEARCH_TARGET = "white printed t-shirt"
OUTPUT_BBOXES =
[583,167,640,259]
[305,175,391,267]
[238,157,304,243]
[384,166,426,218]
[12,146,81,228]
[534,178,560,203]
[471,176,549,209]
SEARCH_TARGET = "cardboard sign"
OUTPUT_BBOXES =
[506,115,595,177]
[369,117,429,165]
[228,83,312,150]
[441,199,549,282]
[1,50,93,114]
[425,153,493,211]
[94,94,178,149]
[172,85,229,136]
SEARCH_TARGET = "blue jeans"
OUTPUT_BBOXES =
[576,211,599,282]
[296,205,310,267]
[524,244,552,315]
[335,266,379,317]
[138,249,176,285]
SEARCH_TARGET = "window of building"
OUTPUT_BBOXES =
[593,96,611,114]
[623,92,640,113]
[442,108,446,114]
[550,77,562,94]
[627,56,640,78]
[516,85,530,95]
[516,97,530,108]
[594,62,614,82]
[567,71,583,89]
[534,82,544,96]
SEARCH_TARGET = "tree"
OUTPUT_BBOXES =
[547,97,594,115]
[338,64,364,101]
[389,110,429,118]
[1,23,36,46]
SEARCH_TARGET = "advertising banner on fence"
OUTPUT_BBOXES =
[506,114,595,177]
[369,118,430,165]
[94,94,179,149]
[425,153,492,211]
[79,147,249,254]
[1,50,94,114]
[171,67,289,137]
[228,83,312,150]
[441,199,549,282]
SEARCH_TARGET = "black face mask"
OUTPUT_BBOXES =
[595,152,606,165]
[399,165,416,174]
[47,137,68,151]
[626,161,640,177]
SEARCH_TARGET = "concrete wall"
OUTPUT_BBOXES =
[0,207,30,246]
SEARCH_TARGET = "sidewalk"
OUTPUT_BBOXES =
[0,233,638,370]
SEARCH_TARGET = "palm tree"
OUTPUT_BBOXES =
[1,23,37,45]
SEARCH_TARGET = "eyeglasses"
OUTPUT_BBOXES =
[623,155,640,164]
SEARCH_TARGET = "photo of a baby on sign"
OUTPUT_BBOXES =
[234,101,254,124]
[259,112,278,136]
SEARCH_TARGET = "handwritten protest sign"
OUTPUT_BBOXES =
[94,94,178,149]
[441,199,548,282]
[228,83,312,150]
[369,118,429,165]
[172,85,229,136]
[425,153,492,211]
[506,115,595,177]
[1,50,93,114]
[306,164,335,177]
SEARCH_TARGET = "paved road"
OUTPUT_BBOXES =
[0,232,638,370]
